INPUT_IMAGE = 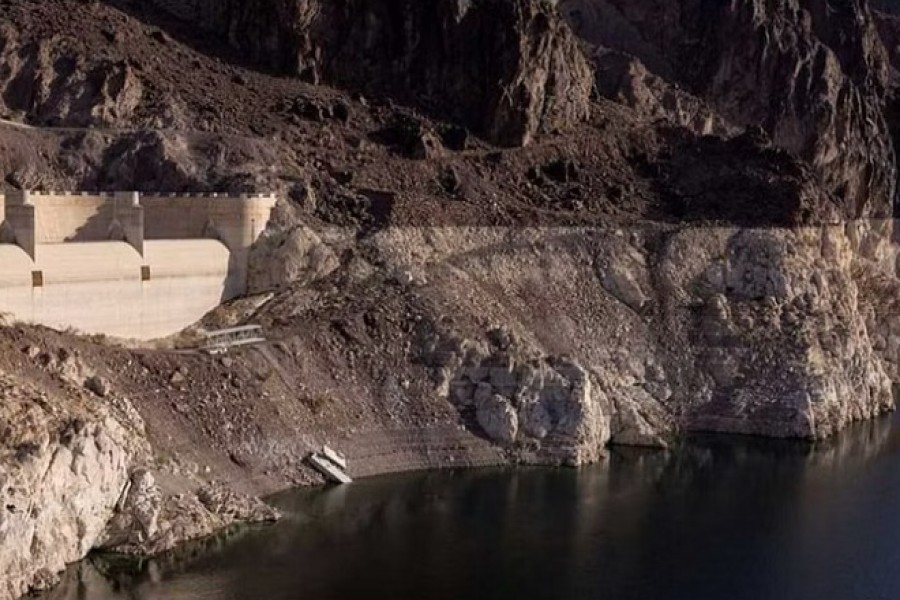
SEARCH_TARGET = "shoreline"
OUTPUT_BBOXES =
[43,410,900,600]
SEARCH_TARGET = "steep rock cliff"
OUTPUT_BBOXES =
[0,0,857,227]
[1,1,900,595]
[559,0,897,218]
[0,375,145,600]
[0,349,279,600]
[874,7,900,200]
[137,0,593,146]
[0,23,142,127]
[377,223,894,447]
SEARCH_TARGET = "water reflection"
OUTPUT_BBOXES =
[43,414,900,600]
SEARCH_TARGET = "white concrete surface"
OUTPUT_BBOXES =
[31,194,112,242]
[0,240,231,339]
[308,454,353,484]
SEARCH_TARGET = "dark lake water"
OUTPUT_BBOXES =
[44,415,900,600]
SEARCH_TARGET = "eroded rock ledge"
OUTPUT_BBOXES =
[0,361,278,600]
[368,221,897,454]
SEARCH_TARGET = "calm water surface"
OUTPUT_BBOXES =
[44,416,900,600]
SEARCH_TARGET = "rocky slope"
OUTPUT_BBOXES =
[138,0,594,147]
[0,343,278,600]
[250,221,896,452]
[0,0,861,226]
[2,0,900,598]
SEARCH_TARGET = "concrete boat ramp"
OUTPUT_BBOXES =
[308,446,352,484]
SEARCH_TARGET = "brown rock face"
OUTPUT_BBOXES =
[559,0,896,218]
[874,0,900,15]
[145,0,594,146]
[0,23,143,127]
[142,0,308,73]
[874,8,900,197]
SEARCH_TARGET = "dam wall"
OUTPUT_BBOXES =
[141,193,271,247]
[0,191,276,339]
[2,190,145,259]
[142,193,274,296]
[5,191,143,244]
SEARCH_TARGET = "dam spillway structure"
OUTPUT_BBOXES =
[0,190,276,340]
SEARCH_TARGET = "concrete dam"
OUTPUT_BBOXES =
[0,190,276,340]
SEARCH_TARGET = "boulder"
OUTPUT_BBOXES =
[84,375,111,398]
[475,394,519,445]
[608,387,671,448]
[519,397,552,439]
[248,226,340,293]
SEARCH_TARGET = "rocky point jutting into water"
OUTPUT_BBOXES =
[4,1,900,599]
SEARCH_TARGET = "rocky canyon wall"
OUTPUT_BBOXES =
[0,349,279,600]
[559,0,897,219]
[0,373,145,600]
[139,0,593,146]
[7,214,896,600]
[388,223,896,448]
[3,1,900,597]
[243,219,899,468]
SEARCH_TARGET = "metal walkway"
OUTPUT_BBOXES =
[200,325,266,354]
